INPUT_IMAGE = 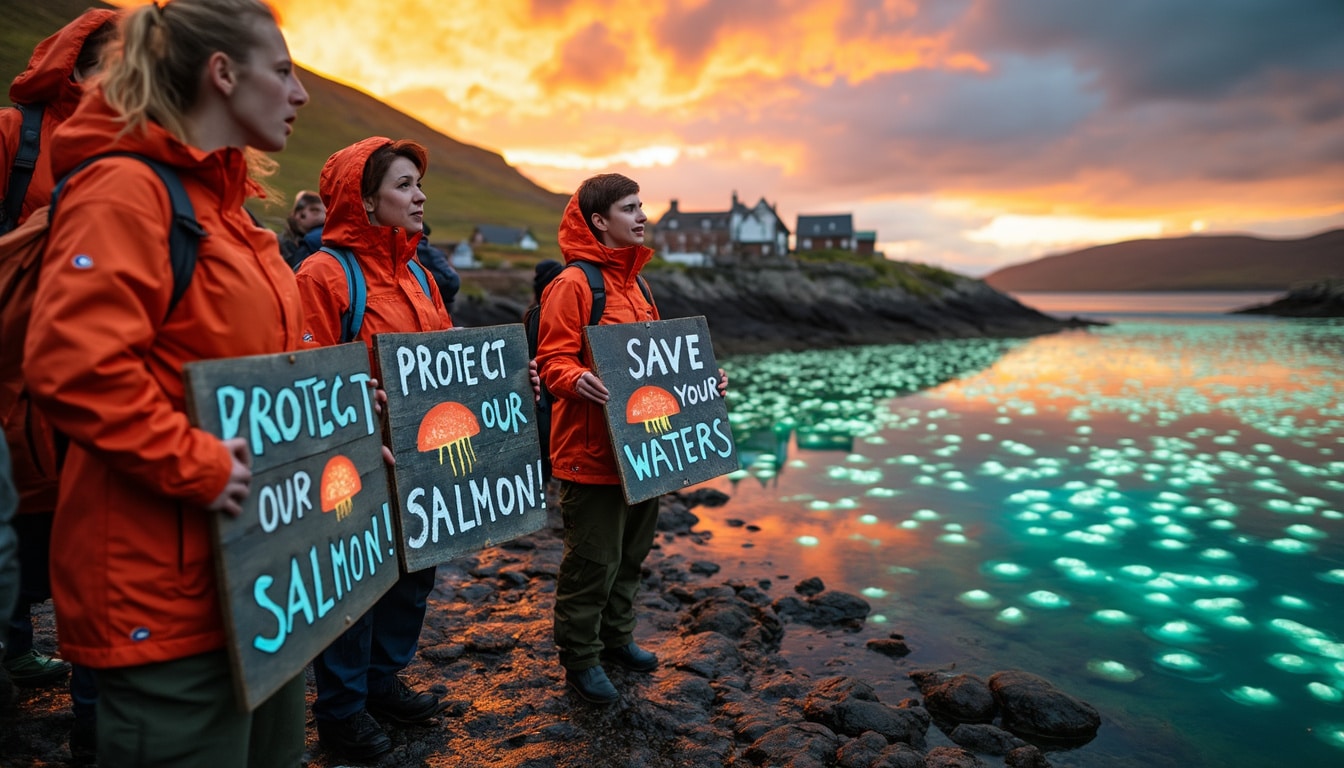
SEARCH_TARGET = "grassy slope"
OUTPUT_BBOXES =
[985,229,1344,291]
[0,0,568,252]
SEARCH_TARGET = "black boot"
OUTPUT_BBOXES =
[565,665,619,704]
[601,642,658,673]
[317,710,392,762]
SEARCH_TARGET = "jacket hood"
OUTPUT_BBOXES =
[318,136,420,264]
[9,9,118,115]
[557,192,652,279]
[48,86,255,209]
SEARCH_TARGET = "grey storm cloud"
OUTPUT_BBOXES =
[962,0,1344,102]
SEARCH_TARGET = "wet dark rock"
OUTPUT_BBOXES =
[656,504,700,534]
[948,723,1027,755]
[867,635,913,658]
[663,631,742,679]
[776,590,871,628]
[681,595,783,652]
[924,746,986,767]
[463,626,519,653]
[836,731,890,768]
[690,560,721,575]
[988,670,1101,744]
[795,576,826,596]
[725,518,746,527]
[916,673,996,723]
[677,488,730,508]
[873,743,929,768]
[1233,278,1344,317]
[1004,744,1052,768]
[802,676,929,745]
[745,722,841,768]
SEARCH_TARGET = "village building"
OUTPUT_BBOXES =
[470,224,539,250]
[652,192,789,266]
[795,213,854,251]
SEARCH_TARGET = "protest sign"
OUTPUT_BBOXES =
[184,343,397,711]
[373,324,546,571]
[584,316,737,503]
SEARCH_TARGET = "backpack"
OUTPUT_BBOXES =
[523,261,654,481]
[0,152,203,508]
[315,245,435,343]
[0,103,44,235]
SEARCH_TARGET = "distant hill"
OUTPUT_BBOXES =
[0,0,568,249]
[984,229,1344,292]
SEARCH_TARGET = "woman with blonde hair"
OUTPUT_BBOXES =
[23,0,310,764]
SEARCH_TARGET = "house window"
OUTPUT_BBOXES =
[668,220,678,229]
[801,238,811,249]
[841,239,850,249]
[763,244,771,255]
[828,222,836,231]
[701,219,711,230]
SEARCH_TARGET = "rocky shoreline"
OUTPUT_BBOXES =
[451,261,1080,356]
[1231,277,1344,317]
[4,490,1103,768]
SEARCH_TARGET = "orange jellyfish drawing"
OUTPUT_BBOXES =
[626,385,680,434]
[418,401,481,476]
[320,455,361,521]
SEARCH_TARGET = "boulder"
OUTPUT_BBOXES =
[919,674,996,723]
[988,670,1101,744]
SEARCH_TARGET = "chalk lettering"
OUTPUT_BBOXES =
[257,470,312,533]
[626,334,705,379]
[216,372,375,457]
[395,338,511,396]
[622,417,736,481]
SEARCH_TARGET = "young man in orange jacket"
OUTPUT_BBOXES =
[536,173,725,704]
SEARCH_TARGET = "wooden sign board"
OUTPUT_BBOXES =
[184,343,398,712]
[373,324,546,571]
[584,316,738,503]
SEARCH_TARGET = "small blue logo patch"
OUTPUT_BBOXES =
[72,254,94,269]
[130,627,151,642]
[302,332,314,342]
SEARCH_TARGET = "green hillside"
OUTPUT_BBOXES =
[1,0,568,251]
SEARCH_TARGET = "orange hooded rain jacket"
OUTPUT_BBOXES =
[22,88,305,669]
[295,137,451,368]
[1,9,117,226]
[536,194,658,485]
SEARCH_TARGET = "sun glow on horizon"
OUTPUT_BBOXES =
[966,214,1165,250]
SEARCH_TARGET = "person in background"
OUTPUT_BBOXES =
[0,437,19,711]
[531,258,563,310]
[278,188,324,269]
[416,221,460,312]
[0,8,119,763]
[22,1,309,764]
[535,173,726,705]
[294,137,451,763]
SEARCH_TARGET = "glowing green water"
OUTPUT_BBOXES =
[702,316,1344,767]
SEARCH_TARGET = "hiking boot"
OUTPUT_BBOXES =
[565,665,619,705]
[3,649,71,688]
[317,710,391,763]
[601,641,659,673]
[367,677,445,725]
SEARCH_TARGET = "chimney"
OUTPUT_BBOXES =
[668,199,679,212]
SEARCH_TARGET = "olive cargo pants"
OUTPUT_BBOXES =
[553,482,659,671]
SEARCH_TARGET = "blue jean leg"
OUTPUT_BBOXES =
[312,566,436,721]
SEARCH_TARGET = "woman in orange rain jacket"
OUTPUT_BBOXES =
[294,137,451,763]
[0,8,118,231]
[22,1,309,764]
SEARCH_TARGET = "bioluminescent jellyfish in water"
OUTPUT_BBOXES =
[938,532,969,545]
[914,475,936,486]
[796,535,820,547]
[1274,595,1312,610]
[1087,659,1141,683]
[1224,686,1278,707]
[1268,618,1328,640]
[788,459,808,468]
[1092,609,1134,625]
[900,520,920,530]
[1146,621,1207,645]
[1319,569,1344,585]
[1145,592,1177,606]
[1307,682,1343,703]
[1286,524,1327,540]
[997,607,1027,625]
[861,587,889,599]
[1024,590,1069,609]
[1159,523,1194,538]
[869,614,888,624]
[1120,564,1156,579]
[1200,548,1235,561]
[1192,597,1244,614]
[1026,527,1054,537]
[1269,538,1316,554]
[866,488,899,498]
[1216,615,1253,631]
[984,562,1031,580]
[1155,651,1214,678]
[834,498,860,510]
[1153,538,1189,551]
[1015,511,1043,522]
[1049,510,1076,522]
[958,590,1000,608]
[726,469,749,481]
[1065,530,1112,546]
[1268,653,1317,674]
[807,500,832,511]
[913,509,940,521]
[858,514,879,525]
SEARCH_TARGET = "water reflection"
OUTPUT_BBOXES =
[700,317,1344,767]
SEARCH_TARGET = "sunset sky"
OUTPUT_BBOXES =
[120,0,1344,275]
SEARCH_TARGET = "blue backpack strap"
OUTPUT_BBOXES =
[1,103,45,234]
[319,246,366,343]
[406,258,433,301]
[50,151,203,322]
